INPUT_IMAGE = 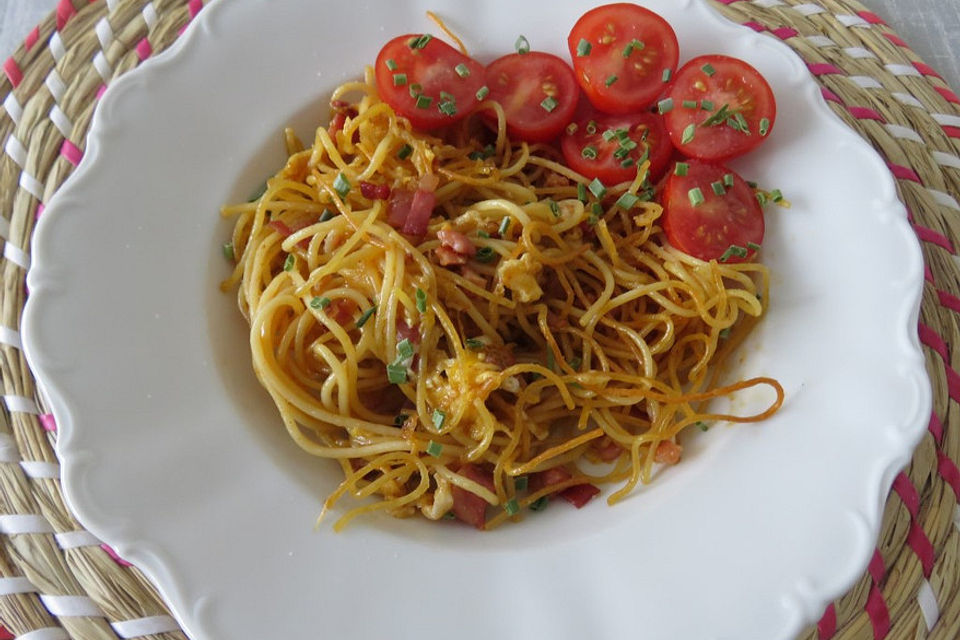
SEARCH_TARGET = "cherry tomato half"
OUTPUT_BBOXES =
[567,3,679,114]
[375,34,486,131]
[662,54,776,161]
[561,109,674,184]
[483,52,580,143]
[661,160,763,262]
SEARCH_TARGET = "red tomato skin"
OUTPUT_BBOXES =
[663,54,776,161]
[560,109,675,184]
[483,52,580,143]
[375,35,486,131]
[567,3,680,114]
[661,160,764,262]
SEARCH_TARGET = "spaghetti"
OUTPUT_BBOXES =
[221,66,783,531]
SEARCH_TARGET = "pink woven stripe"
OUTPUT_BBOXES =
[743,21,767,33]
[56,0,77,31]
[0,624,14,639]
[96,83,107,100]
[821,87,842,103]
[866,583,891,638]
[918,322,949,362]
[848,106,885,122]
[907,520,936,577]
[868,549,886,583]
[712,0,738,4]
[60,139,83,166]
[100,543,133,567]
[892,472,920,517]
[944,126,960,139]
[936,289,960,313]
[924,263,933,283]
[929,412,944,444]
[39,413,57,432]
[913,223,954,251]
[24,26,40,51]
[858,10,886,25]
[913,61,941,79]
[808,62,844,76]
[883,32,908,47]
[35,203,45,219]
[3,57,23,88]
[136,37,153,60]
[945,364,960,404]
[772,27,799,40]
[935,86,960,105]
[818,603,837,639]
[938,450,960,500]
[888,162,922,183]
[188,0,204,18]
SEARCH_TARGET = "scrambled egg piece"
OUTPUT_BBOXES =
[497,253,543,302]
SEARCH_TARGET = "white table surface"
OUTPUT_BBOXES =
[1,0,959,93]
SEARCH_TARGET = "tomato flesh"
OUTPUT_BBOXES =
[663,54,776,161]
[561,108,674,184]
[483,52,580,143]
[375,34,486,131]
[661,160,763,262]
[567,3,679,114]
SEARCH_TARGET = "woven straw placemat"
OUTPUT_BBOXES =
[1,0,958,638]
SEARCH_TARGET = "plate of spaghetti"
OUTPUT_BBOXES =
[22,1,930,639]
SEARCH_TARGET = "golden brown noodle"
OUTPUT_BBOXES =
[221,66,783,530]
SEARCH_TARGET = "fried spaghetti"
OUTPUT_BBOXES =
[220,66,783,530]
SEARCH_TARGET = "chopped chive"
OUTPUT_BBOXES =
[408,82,423,98]
[746,180,758,188]
[222,242,235,261]
[498,216,512,236]
[439,90,455,102]
[577,183,588,203]
[620,158,635,168]
[475,85,489,100]
[432,409,446,431]
[355,305,376,328]
[477,229,490,239]
[443,511,456,520]
[465,337,484,350]
[702,103,731,127]
[333,172,351,197]
[547,199,560,217]
[415,94,433,109]
[662,68,672,83]
[503,498,520,516]
[681,123,696,144]
[415,287,427,312]
[613,146,631,160]
[408,34,432,49]
[386,362,408,384]
[385,58,398,71]
[602,129,617,142]
[468,144,496,160]
[565,122,578,135]
[585,120,598,135]
[701,63,716,76]
[515,35,530,54]
[576,38,592,57]
[438,100,457,116]
[581,145,598,159]
[605,74,618,87]
[283,254,295,271]
[310,296,331,310]
[618,138,638,152]
[247,181,267,202]
[588,178,607,199]
[540,95,559,112]
[755,191,769,206]
[759,117,771,136]
[397,143,414,160]
[696,420,711,431]
[711,181,726,196]
[546,347,556,371]
[636,146,650,166]
[396,338,415,360]
[688,187,705,206]
[719,244,749,262]
[475,246,496,263]
[701,99,715,111]
[394,413,408,426]
[723,173,735,187]
[514,476,529,491]
[616,193,640,209]
[426,440,443,457]
[674,162,689,176]
[622,38,644,57]
[657,98,674,114]
[455,62,471,77]
[682,99,698,109]
[747,241,762,251]
[392,73,407,86]
[591,202,603,217]
[530,496,549,511]
[319,208,336,222]
[770,188,784,203]
[733,112,751,134]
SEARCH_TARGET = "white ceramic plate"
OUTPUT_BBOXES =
[22,1,931,638]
